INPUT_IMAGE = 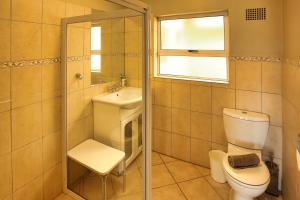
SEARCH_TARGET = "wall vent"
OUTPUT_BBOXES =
[245,8,267,21]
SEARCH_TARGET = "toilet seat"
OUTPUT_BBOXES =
[223,156,270,187]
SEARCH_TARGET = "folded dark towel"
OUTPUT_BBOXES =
[228,153,260,169]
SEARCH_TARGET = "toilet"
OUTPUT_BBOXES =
[222,108,271,200]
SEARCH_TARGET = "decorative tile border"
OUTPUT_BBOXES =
[230,56,281,63]
[0,56,91,68]
[1,55,284,68]
[284,58,300,67]
[0,58,60,68]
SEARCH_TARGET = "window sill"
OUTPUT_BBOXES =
[154,74,229,84]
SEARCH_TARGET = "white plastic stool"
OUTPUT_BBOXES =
[68,139,126,200]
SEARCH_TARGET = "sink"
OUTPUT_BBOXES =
[92,87,142,109]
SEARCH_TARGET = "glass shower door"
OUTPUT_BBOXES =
[61,2,150,199]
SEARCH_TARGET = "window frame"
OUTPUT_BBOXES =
[156,11,230,83]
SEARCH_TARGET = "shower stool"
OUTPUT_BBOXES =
[68,139,126,200]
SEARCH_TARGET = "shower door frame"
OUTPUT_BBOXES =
[61,0,151,199]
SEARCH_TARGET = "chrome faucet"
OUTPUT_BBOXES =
[108,82,121,93]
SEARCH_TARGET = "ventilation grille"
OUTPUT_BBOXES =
[245,8,267,21]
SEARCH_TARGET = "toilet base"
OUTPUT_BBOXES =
[229,189,256,200]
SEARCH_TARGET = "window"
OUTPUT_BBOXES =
[156,12,229,83]
[91,26,101,72]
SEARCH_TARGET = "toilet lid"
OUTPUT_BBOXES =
[223,156,270,186]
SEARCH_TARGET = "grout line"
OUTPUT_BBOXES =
[204,176,227,200]
[162,156,189,200]
[9,0,13,196]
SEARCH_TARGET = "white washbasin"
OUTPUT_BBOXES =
[92,87,142,109]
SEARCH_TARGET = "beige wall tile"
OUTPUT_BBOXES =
[112,34,125,57]
[67,26,84,57]
[67,117,93,150]
[67,61,84,93]
[42,24,61,58]
[0,111,11,155]
[191,138,211,167]
[0,68,11,112]
[125,57,139,79]
[12,22,42,60]
[236,61,261,92]
[154,81,171,107]
[262,93,282,126]
[67,90,84,124]
[191,111,211,141]
[11,66,42,108]
[172,82,190,109]
[0,20,10,61]
[171,134,190,162]
[12,103,42,150]
[125,31,140,54]
[111,18,125,33]
[153,105,171,132]
[0,154,12,199]
[236,90,262,112]
[191,85,211,113]
[212,115,227,145]
[212,142,227,152]
[212,87,235,115]
[125,16,142,32]
[84,28,91,56]
[153,129,172,156]
[12,0,42,23]
[172,108,190,136]
[43,164,62,200]
[0,0,10,19]
[42,0,65,25]
[66,3,84,17]
[42,63,61,99]
[13,176,42,200]
[42,97,61,136]
[43,132,61,172]
[262,62,282,94]
[12,140,42,191]
[263,126,282,159]
[83,60,91,88]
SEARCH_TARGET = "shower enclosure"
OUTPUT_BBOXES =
[61,1,151,199]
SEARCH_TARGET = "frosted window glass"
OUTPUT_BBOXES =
[160,56,227,80]
[91,55,101,72]
[91,27,101,50]
[161,16,224,50]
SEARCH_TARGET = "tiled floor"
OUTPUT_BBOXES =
[56,152,283,200]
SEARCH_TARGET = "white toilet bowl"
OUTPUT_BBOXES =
[223,155,270,200]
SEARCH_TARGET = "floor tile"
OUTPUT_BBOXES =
[152,164,175,188]
[160,154,178,163]
[112,192,143,200]
[112,165,143,197]
[54,194,76,200]
[152,184,185,200]
[258,193,283,200]
[136,152,163,168]
[166,160,202,182]
[195,165,210,176]
[178,177,222,200]
[205,176,230,200]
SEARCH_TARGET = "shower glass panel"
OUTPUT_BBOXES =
[62,1,149,199]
